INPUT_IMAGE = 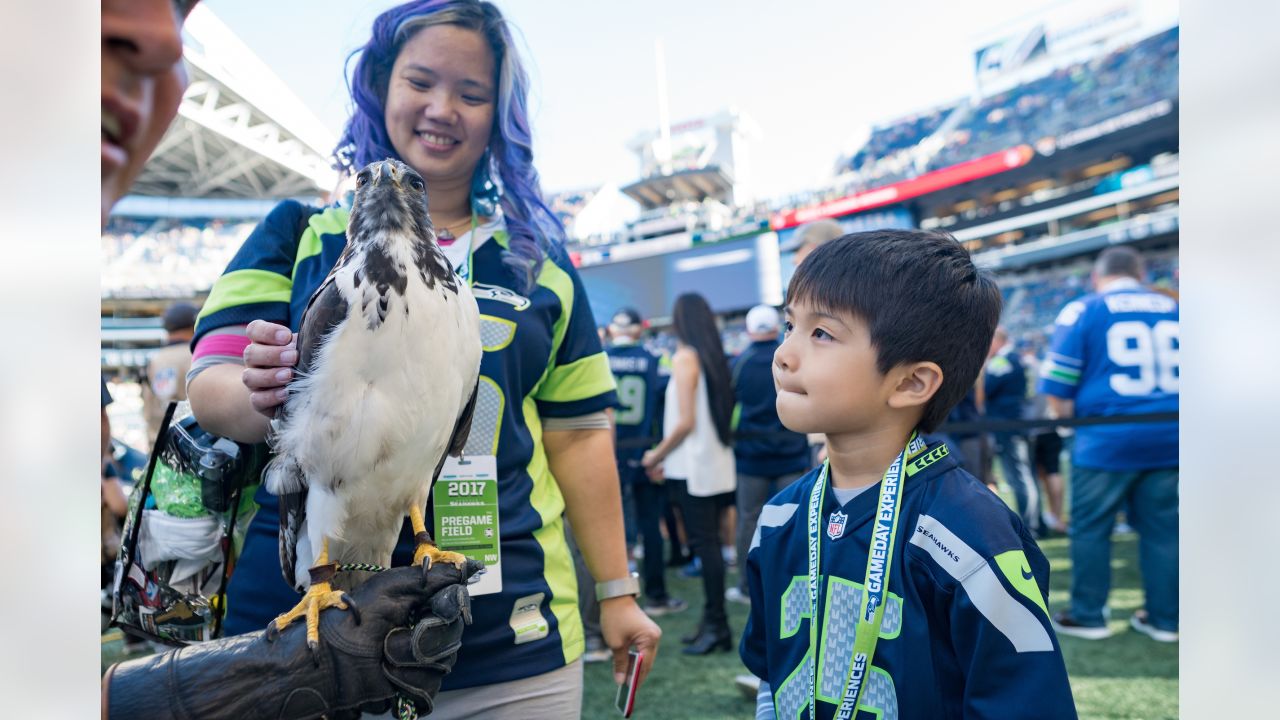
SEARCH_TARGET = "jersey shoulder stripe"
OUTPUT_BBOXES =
[910,513,1053,652]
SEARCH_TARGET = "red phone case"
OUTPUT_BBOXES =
[619,651,643,717]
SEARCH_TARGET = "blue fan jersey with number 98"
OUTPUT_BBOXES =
[1038,278,1178,470]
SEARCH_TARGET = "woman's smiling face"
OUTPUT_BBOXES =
[384,24,497,191]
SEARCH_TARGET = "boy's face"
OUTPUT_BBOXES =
[774,299,896,435]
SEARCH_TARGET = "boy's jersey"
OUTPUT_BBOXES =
[607,340,663,465]
[1037,279,1179,470]
[740,441,1076,720]
[193,200,618,689]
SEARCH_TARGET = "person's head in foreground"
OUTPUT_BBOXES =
[101,0,200,228]
[339,0,561,289]
[775,229,1002,439]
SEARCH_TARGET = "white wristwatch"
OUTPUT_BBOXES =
[595,572,641,602]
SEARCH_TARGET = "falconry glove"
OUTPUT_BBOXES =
[105,559,481,720]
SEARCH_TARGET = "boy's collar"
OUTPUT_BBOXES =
[823,437,957,521]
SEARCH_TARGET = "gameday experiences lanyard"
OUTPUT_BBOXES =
[806,432,926,720]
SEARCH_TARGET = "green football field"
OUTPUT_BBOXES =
[582,531,1178,719]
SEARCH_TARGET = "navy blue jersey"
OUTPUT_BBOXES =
[195,200,617,688]
[984,346,1028,421]
[607,340,663,466]
[741,442,1076,719]
[733,340,811,477]
[1037,279,1178,469]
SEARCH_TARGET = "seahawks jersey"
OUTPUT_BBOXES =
[607,340,663,466]
[194,200,618,688]
[1037,279,1179,470]
[740,442,1076,719]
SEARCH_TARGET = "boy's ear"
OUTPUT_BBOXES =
[886,361,943,412]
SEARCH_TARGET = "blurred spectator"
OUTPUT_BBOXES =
[606,308,687,618]
[725,305,810,605]
[1022,346,1068,535]
[783,219,845,267]
[984,326,1041,535]
[641,293,736,655]
[141,302,198,445]
[1040,246,1179,642]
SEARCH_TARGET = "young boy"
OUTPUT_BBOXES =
[740,230,1077,719]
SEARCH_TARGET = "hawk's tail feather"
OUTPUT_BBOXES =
[264,454,306,496]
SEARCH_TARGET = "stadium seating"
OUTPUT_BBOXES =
[929,27,1178,171]
[102,218,257,297]
[846,106,955,175]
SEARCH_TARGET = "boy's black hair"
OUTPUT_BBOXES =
[786,229,1002,432]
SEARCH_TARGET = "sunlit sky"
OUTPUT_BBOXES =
[202,0,1175,202]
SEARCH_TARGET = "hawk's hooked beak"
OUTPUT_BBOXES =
[373,160,407,188]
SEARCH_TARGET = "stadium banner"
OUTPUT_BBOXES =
[770,146,1033,230]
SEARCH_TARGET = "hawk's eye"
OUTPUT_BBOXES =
[409,176,424,191]
[356,171,370,188]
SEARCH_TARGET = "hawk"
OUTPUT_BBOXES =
[262,159,483,651]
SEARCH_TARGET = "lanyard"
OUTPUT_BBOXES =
[806,433,925,720]
[439,214,480,287]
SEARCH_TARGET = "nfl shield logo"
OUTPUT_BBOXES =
[827,511,848,540]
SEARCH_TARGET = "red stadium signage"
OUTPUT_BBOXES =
[770,145,1035,230]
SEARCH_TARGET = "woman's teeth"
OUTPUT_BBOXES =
[419,132,457,146]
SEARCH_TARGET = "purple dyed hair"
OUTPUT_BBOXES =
[334,0,564,291]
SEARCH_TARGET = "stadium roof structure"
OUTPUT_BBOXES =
[621,166,735,209]
[126,5,338,201]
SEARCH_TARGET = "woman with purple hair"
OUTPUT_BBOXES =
[187,2,660,716]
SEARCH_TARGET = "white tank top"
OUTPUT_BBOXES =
[663,363,736,497]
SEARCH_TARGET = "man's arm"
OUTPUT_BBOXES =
[1046,395,1074,420]
[543,427,661,687]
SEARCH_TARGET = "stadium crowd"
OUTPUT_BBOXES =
[102,218,255,297]
[929,27,1178,171]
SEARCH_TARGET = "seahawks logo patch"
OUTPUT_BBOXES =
[472,282,530,311]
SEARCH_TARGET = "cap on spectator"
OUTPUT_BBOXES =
[162,302,199,332]
[745,304,780,335]
[609,307,644,333]
[781,219,844,252]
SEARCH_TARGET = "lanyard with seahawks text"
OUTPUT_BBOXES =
[806,432,925,720]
